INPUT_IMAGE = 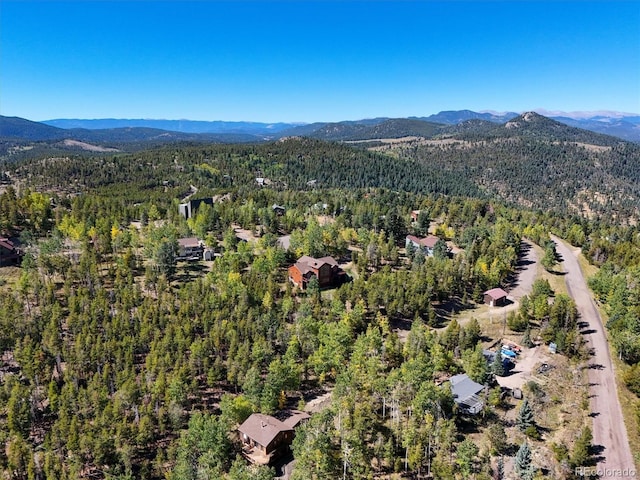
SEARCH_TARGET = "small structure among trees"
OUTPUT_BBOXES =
[483,288,509,307]
[0,237,22,266]
[272,204,286,216]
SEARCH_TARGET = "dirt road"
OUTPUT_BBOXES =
[552,235,637,477]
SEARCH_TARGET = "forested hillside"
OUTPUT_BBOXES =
[1,134,639,479]
[308,118,445,141]
[0,116,262,159]
[375,114,640,222]
[9,121,640,223]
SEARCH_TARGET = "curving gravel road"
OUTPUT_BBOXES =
[552,235,637,478]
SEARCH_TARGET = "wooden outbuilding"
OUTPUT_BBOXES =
[483,288,509,307]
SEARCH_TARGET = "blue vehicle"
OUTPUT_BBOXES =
[501,348,517,359]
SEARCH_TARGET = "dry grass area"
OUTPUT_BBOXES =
[541,267,569,297]
[345,136,423,145]
[316,215,335,226]
[0,266,22,291]
[572,142,612,153]
[367,137,475,156]
[62,139,120,152]
[515,355,591,477]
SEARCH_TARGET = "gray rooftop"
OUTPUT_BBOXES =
[450,374,484,403]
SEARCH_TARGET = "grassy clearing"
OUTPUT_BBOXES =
[577,254,599,280]
[0,266,22,291]
[540,265,569,298]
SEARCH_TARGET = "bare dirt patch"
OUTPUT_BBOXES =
[345,136,424,144]
[572,142,611,153]
[62,139,120,152]
[303,390,333,414]
[496,345,550,391]
[233,224,259,243]
[316,215,335,226]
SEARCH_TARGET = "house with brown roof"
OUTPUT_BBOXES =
[237,411,310,465]
[288,255,345,289]
[0,238,22,267]
[177,237,203,260]
[405,234,441,256]
[484,288,509,307]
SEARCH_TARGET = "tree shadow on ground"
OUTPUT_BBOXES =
[504,241,535,291]
[175,260,208,283]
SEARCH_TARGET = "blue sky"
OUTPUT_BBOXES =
[1,1,639,122]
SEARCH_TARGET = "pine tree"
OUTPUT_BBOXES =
[486,423,507,455]
[491,351,505,377]
[522,325,534,348]
[516,398,535,432]
[514,441,535,480]
[570,426,593,468]
[541,242,558,271]
[455,438,478,478]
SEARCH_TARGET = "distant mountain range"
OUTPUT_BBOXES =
[43,118,301,135]
[1,109,639,159]
[420,109,521,124]
[41,110,640,142]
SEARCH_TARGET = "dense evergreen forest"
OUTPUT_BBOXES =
[0,135,639,479]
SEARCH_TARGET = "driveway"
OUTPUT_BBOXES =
[496,345,548,391]
[552,235,637,476]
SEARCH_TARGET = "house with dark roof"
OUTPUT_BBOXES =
[0,238,22,267]
[450,373,485,415]
[405,235,442,256]
[483,288,509,307]
[288,255,345,289]
[178,197,214,219]
[237,411,310,465]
